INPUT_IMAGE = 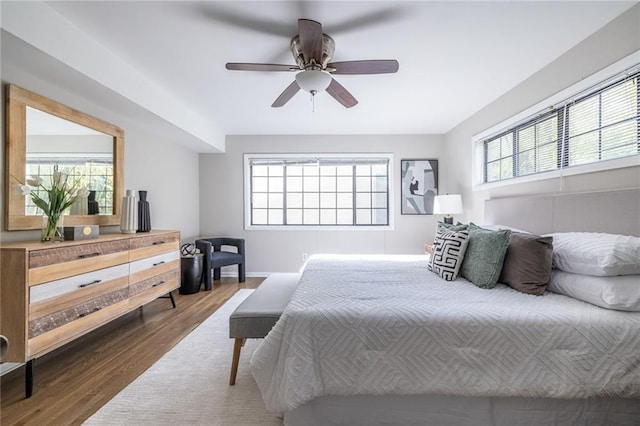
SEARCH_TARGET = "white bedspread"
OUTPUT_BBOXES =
[250,255,640,413]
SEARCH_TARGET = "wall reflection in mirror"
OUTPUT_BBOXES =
[25,107,114,216]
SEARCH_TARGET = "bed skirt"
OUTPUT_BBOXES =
[284,394,640,425]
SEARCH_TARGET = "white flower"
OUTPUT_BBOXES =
[53,171,68,188]
[76,187,90,198]
[15,183,31,196]
[26,176,43,187]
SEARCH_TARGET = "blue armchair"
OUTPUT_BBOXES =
[195,237,246,290]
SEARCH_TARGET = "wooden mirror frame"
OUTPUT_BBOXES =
[5,84,124,230]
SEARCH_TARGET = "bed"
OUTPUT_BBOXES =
[250,189,640,425]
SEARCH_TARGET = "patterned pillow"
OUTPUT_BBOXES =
[428,228,470,281]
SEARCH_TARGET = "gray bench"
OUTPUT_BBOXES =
[229,272,300,385]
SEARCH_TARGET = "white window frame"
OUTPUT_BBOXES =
[472,50,640,191]
[244,153,395,231]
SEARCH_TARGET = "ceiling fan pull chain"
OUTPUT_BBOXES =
[311,91,316,112]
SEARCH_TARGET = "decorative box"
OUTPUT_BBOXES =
[63,225,99,240]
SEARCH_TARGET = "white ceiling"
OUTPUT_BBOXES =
[7,1,637,145]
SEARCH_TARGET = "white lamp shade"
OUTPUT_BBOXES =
[295,70,332,93]
[433,194,463,215]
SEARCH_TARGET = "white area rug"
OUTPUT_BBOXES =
[84,290,282,425]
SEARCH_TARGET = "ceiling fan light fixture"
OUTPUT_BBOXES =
[295,70,332,94]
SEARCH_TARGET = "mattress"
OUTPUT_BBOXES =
[250,254,640,413]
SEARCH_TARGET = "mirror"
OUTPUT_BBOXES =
[5,84,124,230]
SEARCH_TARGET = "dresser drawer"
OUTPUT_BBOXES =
[29,240,130,268]
[30,264,130,304]
[129,269,179,300]
[28,280,129,338]
[28,240,130,286]
[130,232,180,261]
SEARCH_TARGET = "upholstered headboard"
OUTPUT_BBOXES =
[485,189,640,236]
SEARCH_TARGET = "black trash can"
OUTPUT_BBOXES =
[180,254,203,295]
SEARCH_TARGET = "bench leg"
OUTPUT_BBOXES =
[229,338,244,385]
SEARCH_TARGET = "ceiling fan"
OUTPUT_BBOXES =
[226,19,399,108]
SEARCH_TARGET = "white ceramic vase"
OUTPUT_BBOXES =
[120,189,138,234]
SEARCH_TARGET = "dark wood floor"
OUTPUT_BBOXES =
[0,277,263,425]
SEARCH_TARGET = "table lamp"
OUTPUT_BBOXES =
[433,194,463,224]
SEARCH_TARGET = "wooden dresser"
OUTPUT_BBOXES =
[0,230,180,397]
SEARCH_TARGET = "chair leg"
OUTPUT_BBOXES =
[238,264,246,282]
[229,338,244,385]
[213,267,221,281]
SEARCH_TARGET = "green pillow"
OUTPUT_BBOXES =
[460,223,511,289]
[437,222,468,232]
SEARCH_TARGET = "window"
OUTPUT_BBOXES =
[245,154,392,228]
[479,63,639,184]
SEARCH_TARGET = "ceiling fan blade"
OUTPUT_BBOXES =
[298,19,323,64]
[326,78,358,108]
[328,60,399,75]
[272,80,301,107]
[226,63,298,72]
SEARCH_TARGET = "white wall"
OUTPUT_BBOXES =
[199,134,444,274]
[444,4,640,225]
[0,36,200,244]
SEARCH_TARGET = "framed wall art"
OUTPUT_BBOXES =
[400,159,438,215]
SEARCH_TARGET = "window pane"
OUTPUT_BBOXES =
[486,161,500,182]
[253,209,267,225]
[355,176,371,192]
[371,164,387,176]
[268,209,283,225]
[252,165,268,176]
[372,193,387,208]
[372,176,387,191]
[500,134,513,157]
[337,193,353,208]
[356,209,372,225]
[304,192,319,208]
[518,149,535,176]
[303,209,319,225]
[253,176,268,192]
[337,209,352,224]
[537,116,558,145]
[287,176,302,192]
[287,192,302,208]
[268,165,283,176]
[269,176,283,192]
[303,176,319,192]
[268,193,283,208]
[486,139,500,162]
[288,166,303,176]
[537,143,558,172]
[569,96,599,135]
[602,80,637,126]
[320,209,336,225]
[320,192,336,208]
[287,209,302,224]
[320,165,336,175]
[372,209,387,225]
[336,165,352,175]
[518,126,535,152]
[602,120,636,151]
[500,157,513,180]
[602,143,638,160]
[303,166,319,176]
[356,192,371,208]
[569,132,599,166]
[337,176,353,191]
[355,165,370,176]
[320,176,336,192]
[253,193,268,208]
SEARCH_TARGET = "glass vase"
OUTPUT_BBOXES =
[42,213,64,242]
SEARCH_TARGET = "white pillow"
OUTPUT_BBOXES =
[548,232,640,276]
[547,270,640,311]
[428,228,469,281]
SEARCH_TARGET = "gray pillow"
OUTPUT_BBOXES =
[499,232,553,295]
[460,223,510,289]
[437,222,468,232]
